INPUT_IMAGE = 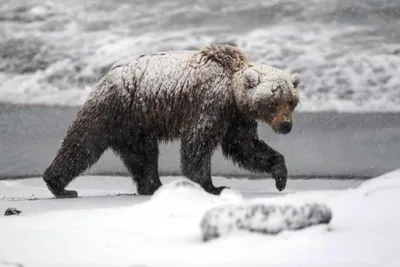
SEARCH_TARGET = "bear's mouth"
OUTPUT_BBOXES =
[273,121,293,134]
[263,117,292,135]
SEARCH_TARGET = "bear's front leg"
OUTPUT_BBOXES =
[180,122,228,195]
[221,118,288,191]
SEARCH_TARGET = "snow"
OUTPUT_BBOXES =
[0,172,399,267]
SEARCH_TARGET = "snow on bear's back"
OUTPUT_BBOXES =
[106,50,233,105]
[91,48,237,137]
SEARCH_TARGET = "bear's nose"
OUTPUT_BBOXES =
[279,121,292,134]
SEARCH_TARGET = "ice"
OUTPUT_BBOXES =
[0,172,399,266]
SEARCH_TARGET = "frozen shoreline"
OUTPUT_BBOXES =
[1,103,400,179]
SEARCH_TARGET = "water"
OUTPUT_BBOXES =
[1,0,399,112]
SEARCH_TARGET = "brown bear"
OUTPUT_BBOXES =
[42,44,301,198]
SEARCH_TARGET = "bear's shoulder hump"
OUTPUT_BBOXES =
[194,44,248,73]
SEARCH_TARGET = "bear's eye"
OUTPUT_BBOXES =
[267,103,278,114]
[288,100,297,107]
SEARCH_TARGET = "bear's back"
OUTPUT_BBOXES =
[109,50,229,97]
[102,50,234,138]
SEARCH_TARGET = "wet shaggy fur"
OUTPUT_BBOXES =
[42,44,300,198]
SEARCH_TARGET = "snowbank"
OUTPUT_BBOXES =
[0,172,399,266]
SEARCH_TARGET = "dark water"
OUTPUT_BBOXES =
[1,103,400,179]
[0,0,400,111]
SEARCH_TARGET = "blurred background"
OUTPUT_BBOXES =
[1,0,400,180]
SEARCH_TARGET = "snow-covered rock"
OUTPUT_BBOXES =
[200,201,332,241]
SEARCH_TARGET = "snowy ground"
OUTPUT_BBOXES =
[0,173,399,267]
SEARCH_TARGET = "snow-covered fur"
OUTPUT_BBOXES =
[200,202,332,241]
[233,63,300,133]
[42,44,300,198]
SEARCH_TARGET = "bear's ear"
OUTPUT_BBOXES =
[291,73,301,89]
[244,68,260,89]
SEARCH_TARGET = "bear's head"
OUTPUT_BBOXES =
[233,63,300,134]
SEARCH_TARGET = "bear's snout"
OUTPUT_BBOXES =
[270,102,294,135]
[279,121,292,134]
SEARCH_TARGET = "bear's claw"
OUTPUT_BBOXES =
[137,182,163,195]
[204,184,229,195]
[44,178,78,198]
[271,164,287,191]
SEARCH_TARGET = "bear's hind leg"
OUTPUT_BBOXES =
[111,134,162,195]
[43,114,109,198]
